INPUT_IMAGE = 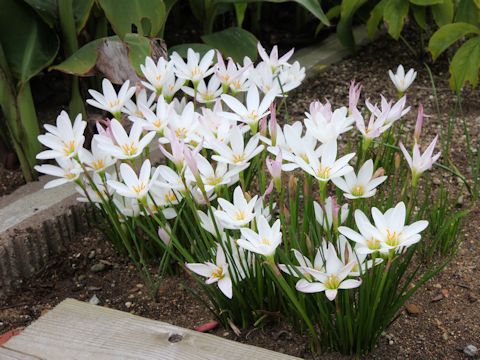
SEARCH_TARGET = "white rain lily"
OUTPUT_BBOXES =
[238,215,282,258]
[35,158,83,189]
[353,107,389,139]
[257,43,294,73]
[337,235,382,276]
[214,186,257,229]
[278,248,325,278]
[113,195,141,218]
[249,62,283,95]
[154,165,187,193]
[341,202,428,255]
[161,71,184,101]
[388,65,416,93]
[295,244,361,301]
[211,126,264,166]
[96,119,155,160]
[313,196,349,231]
[215,52,248,89]
[197,209,224,237]
[182,76,223,103]
[291,141,355,183]
[185,153,245,191]
[108,160,160,200]
[122,89,156,118]
[186,244,233,299]
[37,111,86,160]
[221,85,276,132]
[304,103,354,144]
[87,79,135,117]
[140,56,174,94]
[366,95,410,128]
[399,136,441,185]
[332,159,387,199]
[163,102,200,143]
[278,61,305,92]
[129,95,174,134]
[171,49,215,84]
[78,138,116,172]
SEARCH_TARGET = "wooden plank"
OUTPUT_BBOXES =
[1,299,302,360]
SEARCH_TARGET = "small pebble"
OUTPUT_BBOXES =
[90,262,106,273]
[88,250,96,259]
[442,332,449,340]
[464,345,478,357]
[388,340,394,345]
[89,294,100,305]
[405,303,421,315]
[125,301,132,308]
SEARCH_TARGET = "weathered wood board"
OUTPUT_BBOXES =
[1,298,302,359]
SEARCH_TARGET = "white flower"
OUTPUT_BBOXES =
[37,111,86,160]
[35,158,83,189]
[182,76,223,103]
[161,71,184,101]
[76,172,112,203]
[295,243,361,301]
[238,215,282,257]
[171,49,215,84]
[96,119,155,160]
[87,79,135,116]
[214,186,257,229]
[313,196,348,230]
[215,52,248,88]
[332,159,387,199]
[388,65,417,93]
[78,138,116,172]
[186,244,233,299]
[304,103,354,144]
[122,89,156,118]
[340,202,429,254]
[108,160,160,200]
[337,235,382,276]
[221,85,276,131]
[140,56,174,94]
[211,126,264,166]
[113,195,140,218]
[366,95,410,128]
[353,107,389,139]
[278,248,325,277]
[249,62,283,95]
[163,102,200,143]
[399,136,441,181]
[278,60,305,92]
[257,43,294,73]
[129,95,173,133]
[291,141,355,182]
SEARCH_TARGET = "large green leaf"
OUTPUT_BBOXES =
[367,0,388,38]
[455,0,480,25]
[0,0,59,84]
[384,0,409,39]
[411,4,427,30]
[215,0,330,26]
[51,34,155,76]
[428,22,480,60]
[98,0,166,39]
[432,0,454,27]
[201,27,258,62]
[409,0,443,5]
[449,36,480,92]
[337,0,367,51]
[23,0,94,32]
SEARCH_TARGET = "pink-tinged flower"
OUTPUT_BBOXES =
[159,133,187,171]
[388,65,417,93]
[96,119,114,141]
[295,244,362,301]
[95,119,155,160]
[215,52,249,88]
[348,80,362,114]
[353,107,389,139]
[268,103,278,146]
[414,104,429,143]
[257,42,294,73]
[158,226,172,245]
[313,196,349,231]
[399,136,441,185]
[366,95,410,128]
[87,79,135,117]
[266,153,282,191]
[37,111,86,160]
[186,244,233,299]
[183,142,203,184]
[332,159,387,199]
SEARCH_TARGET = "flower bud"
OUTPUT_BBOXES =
[394,152,401,170]
[373,167,385,178]
[268,103,278,146]
[414,104,425,143]
[288,174,298,201]
[158,227,171,245]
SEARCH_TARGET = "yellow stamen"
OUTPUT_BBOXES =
[351,185,364,197]
[212,267,224,279]
[235,210,246,221]
[121,142,138,156]
[385,230,400,247]
[92,159,105,170]
[132,181,146,194]
[232,153,245,164]
[316,166,331,179]
[324,275,340,290]
[63,140,76,156]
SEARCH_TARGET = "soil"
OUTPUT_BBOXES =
[0,164,24,198]
[1,31,480,359]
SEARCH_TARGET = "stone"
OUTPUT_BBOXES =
[125,301,132,308]
[464,345,478,357]
[88,294,100,305]
[405,303,421,315]
[90,262,106,273]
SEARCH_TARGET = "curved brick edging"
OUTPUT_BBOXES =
[0,26,375,298]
